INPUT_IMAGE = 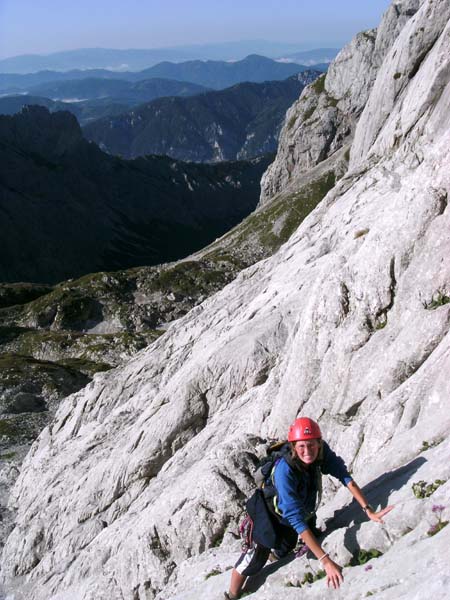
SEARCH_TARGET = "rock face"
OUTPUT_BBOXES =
[259,0,422,204]
[2,1,450,599]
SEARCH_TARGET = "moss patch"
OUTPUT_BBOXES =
[287,115,297,130]
[149,261,230,297]
[0,451,16,460]
[0,419,19,438]
[303,106,316,121]
[312,74,326,94]
[230,170,336,256]
[56,357,112,375]
[326,94,339,108]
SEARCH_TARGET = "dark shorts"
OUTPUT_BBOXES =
[234,521,298,577]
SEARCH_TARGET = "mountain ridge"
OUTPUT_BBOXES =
[0,45,337,73]
[0,105,271,283]
[0,55,319,93]
[83,72,320,162]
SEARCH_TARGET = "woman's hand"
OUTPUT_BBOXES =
[367,505,395,523]
[322,556,344,589]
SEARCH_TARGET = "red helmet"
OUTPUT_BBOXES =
[287,417,321,442]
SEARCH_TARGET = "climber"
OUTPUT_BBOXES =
[225,417,394,599]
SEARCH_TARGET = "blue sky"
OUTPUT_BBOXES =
[0,0,392,59]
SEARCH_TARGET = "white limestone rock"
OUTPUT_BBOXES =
[260,0,422,205]
[2,2,450,599]
[350,0,450,168]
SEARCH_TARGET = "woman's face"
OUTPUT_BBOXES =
[294,439,321,465]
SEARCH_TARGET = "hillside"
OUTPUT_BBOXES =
[0,106,270,283]
[0,78,210,126]
[83,73,320,161]
[26,76,208,102]
[136,54,313,89]
[0,94,132,125]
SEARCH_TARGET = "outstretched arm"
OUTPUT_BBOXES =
[347,480,394,523]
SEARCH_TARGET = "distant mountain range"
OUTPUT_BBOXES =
[131,55,320,89]
[0,44,340,74]
[0,106,272,283]
[0,95,137,126]
[0,79,209,125]
[0,55,324,93]
[278,48,339,64]
[26,77,209,102]
[84,72,320,162]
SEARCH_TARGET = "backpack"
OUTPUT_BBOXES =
[238,441,324,550]
[254,440,289,488]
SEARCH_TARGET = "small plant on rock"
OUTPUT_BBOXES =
[420,439,443,452]
[412,479,446,499]
[287,115,297,130]
[427,505,448,537]
[349,549,383,567]
[285,570,326,588]
[423,291,450,310]
[205,568,222,579]
[354,228,369,239]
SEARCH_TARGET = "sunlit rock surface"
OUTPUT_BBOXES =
[259,0,422,204]
[1,1,450,599]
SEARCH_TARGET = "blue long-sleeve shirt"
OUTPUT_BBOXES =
[273,441,352,534]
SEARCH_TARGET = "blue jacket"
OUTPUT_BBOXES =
[273,441,352,534]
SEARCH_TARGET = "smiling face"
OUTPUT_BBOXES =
[294,439,321,465]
